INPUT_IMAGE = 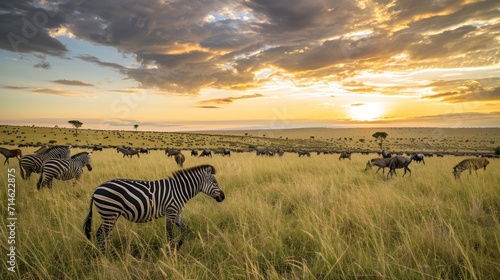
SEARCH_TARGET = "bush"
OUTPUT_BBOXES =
[494,146,500,155]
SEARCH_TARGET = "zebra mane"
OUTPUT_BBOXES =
[171,164,216,179]
[44,145,70,154]
[71,152,90,158]
[34,145,48,153]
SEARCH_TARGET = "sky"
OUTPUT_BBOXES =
[0,0,499,132]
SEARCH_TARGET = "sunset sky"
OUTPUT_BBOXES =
[1,0,499,131]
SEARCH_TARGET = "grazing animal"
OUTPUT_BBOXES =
[83,165,225,253]
[37,152,92,189]
[0,147,22,165]
[387,156,412,178]
[223,149,231,157]
[411,153,425,165]
[139,148,149,154]
[277,149,285,156]
[339,152,351,160]
[381,150,392,158]
[199,149,212,157]
[298,151,311,157]
[19,146,71,180]
[117,147,140,158]
[175,152,185,168]
[256,149,273,156]
[191,149,198,156]
[165,148,181,157]
[92,145,103,152]
[365,158,392,174]
[452,158,490,180]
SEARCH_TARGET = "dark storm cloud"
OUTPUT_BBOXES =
[0,0,498,94]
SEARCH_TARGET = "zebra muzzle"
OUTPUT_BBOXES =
[215,191,225,202]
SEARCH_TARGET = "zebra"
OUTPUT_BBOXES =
[37,152,92,190]
[117,146,140,158]
[452,158,490,180]
[19,146,71,180]
[175,152,185,168]
[0,147,22,165]
[83,164,225,253]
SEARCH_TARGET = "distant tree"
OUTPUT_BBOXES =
[494,146,500,155]
[134,124,139,132]
[68,120,83,137]
[372,131,388,149]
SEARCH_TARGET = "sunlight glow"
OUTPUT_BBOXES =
[349,102,384,121]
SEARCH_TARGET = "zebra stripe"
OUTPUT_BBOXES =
[453,158,490,179]
[19,146,71,180]
[83,164,225,253]
[37,152,92,189]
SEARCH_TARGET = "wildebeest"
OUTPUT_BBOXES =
[117,147,140,158]
[223,149,231,156]
[365,158,392,174]
[298,151,311,157]
[199,149,212,157]
[139,148,149,154]
[452,158,490,179]
[191,149,198,156]
[256,149,274,156]
[0,147,22,165]
[410,153,425,165]
[175,152,185,168]
[339,152,351,160]
[277,149,285,156]
[381,150,392,158]
[92,145,103,152]
[387,156,412,178]
[165,148,181,157]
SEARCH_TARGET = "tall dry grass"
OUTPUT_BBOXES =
[1,148,499,279]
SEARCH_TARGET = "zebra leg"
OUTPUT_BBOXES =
[175,215,188,249]
[96,216,119,254]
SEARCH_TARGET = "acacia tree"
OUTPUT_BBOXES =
[372,131,388,149]
[134,124,139,132]
[68,120,83,137]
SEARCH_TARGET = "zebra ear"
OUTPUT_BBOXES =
[206,165,216,174]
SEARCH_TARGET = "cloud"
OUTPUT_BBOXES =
[423,80,500,103]
[52,79,94,86]
[32,88,92,97]
[34,61,51,69]
[198,106,220,109]
[0,0,498,94]
[350,103,365,107]
[198,93,264,105]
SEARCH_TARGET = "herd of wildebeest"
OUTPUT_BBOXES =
[0,143,497,188]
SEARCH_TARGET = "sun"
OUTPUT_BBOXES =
[349,103,384,121]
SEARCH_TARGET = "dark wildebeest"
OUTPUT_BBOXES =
[277,149,285,156]
[0,147,22,165]
[410,153,425,165]
[92,145,103,152]
[452,158,489,180]
[175,152,185,168]
[365,158,392,174]
[387,156,412,178]
[165,148,181,157]
[381,150,392,158]
[117,147,140,158]
[339,152,351,160]
[191,149,198,156]
[139,148,149,154]
[298,151,311,157]
[199,149,212,157]
[223,149,231,156]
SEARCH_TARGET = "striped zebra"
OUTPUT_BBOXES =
[453,158,490,179]
[19,146,71,180]
[37,152,92,190]
[117,146,140,158]
[83,164,225,253]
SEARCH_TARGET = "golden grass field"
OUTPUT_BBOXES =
[0,125,499,279]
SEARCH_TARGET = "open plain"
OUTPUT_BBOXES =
[1,125,499,279]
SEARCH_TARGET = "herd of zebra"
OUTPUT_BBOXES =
[0,144,494,253]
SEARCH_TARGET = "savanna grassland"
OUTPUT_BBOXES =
[0,126,499,279]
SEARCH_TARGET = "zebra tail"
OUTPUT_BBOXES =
[19,159,26,180]
[83,197,94,240]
